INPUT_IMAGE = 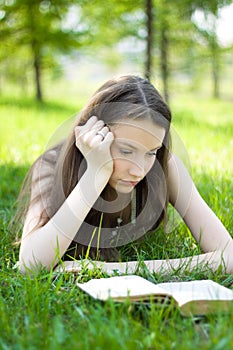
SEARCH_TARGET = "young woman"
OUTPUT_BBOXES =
[16,75,233,274]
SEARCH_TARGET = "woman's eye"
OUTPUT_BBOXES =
[119,149,132,155]
[147,151,157,157]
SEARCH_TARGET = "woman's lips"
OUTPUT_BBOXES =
[120,180,139,187]
[130,181,139,187]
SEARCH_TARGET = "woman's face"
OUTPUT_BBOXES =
[109,118,166,193]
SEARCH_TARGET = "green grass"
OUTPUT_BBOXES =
[0,92,233,349]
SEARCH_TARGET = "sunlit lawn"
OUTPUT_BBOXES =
[0,88,233,349]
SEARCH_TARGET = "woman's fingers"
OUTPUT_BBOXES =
[104,131,114,143]
[74,117,114,173]
[75,117,112,147]
[81,115,98,132]
[75,117,103,141]
[89,125,112,147]
[83,122,106,144]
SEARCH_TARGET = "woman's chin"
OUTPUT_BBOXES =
[114,183,134,194]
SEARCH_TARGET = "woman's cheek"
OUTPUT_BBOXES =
[145,158,156,175]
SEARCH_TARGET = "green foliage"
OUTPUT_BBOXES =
[184,0,233,14]
[0,93,232,349]
[0,0,233,102]
[0,0,89,100]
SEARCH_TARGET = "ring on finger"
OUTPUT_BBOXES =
[96,130,106,139]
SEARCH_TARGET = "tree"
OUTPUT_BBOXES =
[193,13,221,98]
[145,0,153,81]
[151,0,233,100]
[186,0,233,98]
[149,0,196,102]
[0,0,87,101]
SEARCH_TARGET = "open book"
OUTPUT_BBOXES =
[77,275,233,316]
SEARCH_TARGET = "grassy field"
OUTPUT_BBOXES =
[0,91,233,350]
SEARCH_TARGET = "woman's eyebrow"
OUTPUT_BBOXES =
[149,146,162,151]
[116,140,162,151]
[116,141,137,150]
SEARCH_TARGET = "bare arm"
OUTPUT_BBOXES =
[56,154,233,275]
[166,153,233,273]
[19,117,114,272]
[56,251,225,275]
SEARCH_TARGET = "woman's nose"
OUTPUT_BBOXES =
[128,161,145,179]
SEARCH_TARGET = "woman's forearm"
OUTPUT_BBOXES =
[144,251,229,274]
[102,252,229,274]
[57,249,233,275]
[19,167,111,272]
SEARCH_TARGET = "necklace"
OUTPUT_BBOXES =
[111,189,136,237]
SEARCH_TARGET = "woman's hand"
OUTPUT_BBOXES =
[75,116,114,175]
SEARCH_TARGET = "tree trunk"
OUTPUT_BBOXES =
[160,24,169,103]
[211,39,220,99]
[33,49,42,102]
[145,0,153,81]
[28,2,43,102]
[212,56,220,99]
[208,15,220,99]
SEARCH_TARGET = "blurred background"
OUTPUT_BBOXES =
[0,0,233,104]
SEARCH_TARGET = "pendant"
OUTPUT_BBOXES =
[112,217,123,236]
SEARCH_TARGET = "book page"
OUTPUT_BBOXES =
[77,276,233,316]
[77,275,172,301]
[157,280,233,307]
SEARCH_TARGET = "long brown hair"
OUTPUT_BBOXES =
[13,75,172,260]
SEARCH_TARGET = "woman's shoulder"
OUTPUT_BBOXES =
[167,153,191,179]
[37,142,63,164]
[167,152,194,211]
[32,142,62,169]
[167,152,179,174]
[30,142,64,182]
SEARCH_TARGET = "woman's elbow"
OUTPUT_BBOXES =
[219,241,233,274]
[18,250,48,275]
